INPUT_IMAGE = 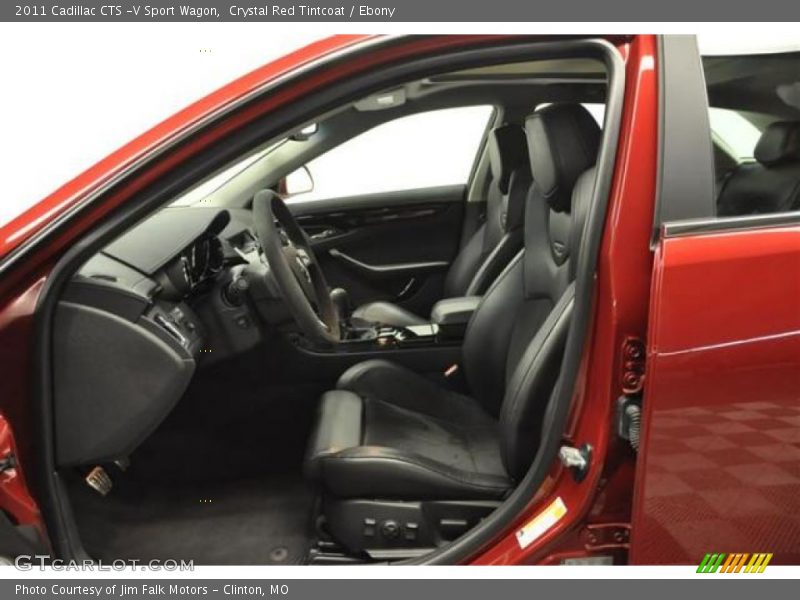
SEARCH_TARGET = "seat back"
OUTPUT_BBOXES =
[717,121,800,216]
[443,124,531,297]
[461,104,601,479]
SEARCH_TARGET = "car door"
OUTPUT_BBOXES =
[633,216,800,566]
[286,106,494,318]
[630,36,800,566]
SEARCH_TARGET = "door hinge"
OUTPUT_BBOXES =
[583,522,631,551]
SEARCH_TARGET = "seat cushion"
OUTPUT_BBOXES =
[350,301,427,328]
[305,360,512,500]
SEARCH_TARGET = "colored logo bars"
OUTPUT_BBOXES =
[697,553,773,573]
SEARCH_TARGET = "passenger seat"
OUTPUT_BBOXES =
[717,121,800,216]
[351,124,532,327]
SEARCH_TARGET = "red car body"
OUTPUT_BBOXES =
[0,34,797,566]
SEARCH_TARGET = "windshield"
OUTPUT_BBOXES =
[170,142,282,207]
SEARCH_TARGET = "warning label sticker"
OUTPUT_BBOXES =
[515,496,568,549]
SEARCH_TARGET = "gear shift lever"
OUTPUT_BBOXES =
[329,287,351,324]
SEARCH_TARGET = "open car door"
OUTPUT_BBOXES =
[631,216,800,565]
[629,35,800,566]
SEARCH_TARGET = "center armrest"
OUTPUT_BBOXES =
[430,296,482,340]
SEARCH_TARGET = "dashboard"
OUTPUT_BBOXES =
[101,207,231,297]
[53,205,261,467]
[158,234,225,298]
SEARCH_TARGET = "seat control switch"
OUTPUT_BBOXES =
[380,520,400,539]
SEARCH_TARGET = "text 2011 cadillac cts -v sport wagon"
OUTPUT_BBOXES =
[0,35,798,566]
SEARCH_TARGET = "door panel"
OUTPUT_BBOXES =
[288,185,465,316]
[630,223,800,565]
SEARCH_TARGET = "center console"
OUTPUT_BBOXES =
[280,294,483,382]
[340,322,440,348]
[313,295,482,353]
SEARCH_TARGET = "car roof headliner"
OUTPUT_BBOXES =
[704,52,800,119]
[341,57,607,125]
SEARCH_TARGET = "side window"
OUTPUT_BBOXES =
[289,106,493,202]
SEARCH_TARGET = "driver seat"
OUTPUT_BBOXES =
[305,104,601,553]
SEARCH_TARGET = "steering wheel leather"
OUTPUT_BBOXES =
[252,190,340,344]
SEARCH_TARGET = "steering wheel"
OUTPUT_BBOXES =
[252,190,340,344]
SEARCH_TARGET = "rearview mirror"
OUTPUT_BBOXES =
[284,165,314,197]
[289,123,318,141]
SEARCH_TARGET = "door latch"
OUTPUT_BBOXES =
[558,444,592,482]
[0,453,15,472]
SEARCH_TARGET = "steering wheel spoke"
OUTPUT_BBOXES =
[252,190,340,344]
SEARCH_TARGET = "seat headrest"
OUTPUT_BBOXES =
[488,124,529,194]
[525,104,601,213]
[754,121,800,166]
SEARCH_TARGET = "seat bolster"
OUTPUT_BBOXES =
[317,446,511,500]
[464,229,524,296]
[351,301,427,328]
[304,390,363,481]
[442,224,487,297]
[337,359,453,417]
[500,283,575,479]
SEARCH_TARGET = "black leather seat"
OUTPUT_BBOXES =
[305,362,511,499]
[351,124,532,327]
[717,121,800,216]
[306,105,601,514]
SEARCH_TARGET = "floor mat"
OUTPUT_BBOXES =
[70,476,313,565]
